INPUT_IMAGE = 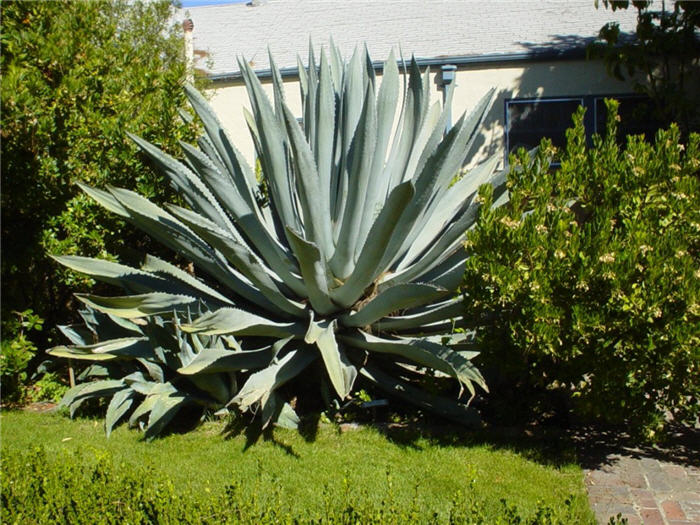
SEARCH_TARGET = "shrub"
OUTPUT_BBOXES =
[463,101,699,439]
[0,309,44,401]
[0,0,200,352]
[1,447,586,524]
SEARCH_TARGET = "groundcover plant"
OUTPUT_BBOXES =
[48,44,508,438]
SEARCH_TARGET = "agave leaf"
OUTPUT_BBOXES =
[402,100,442,184]
[285,228,338,315]
[57,323,94,346]
[48,346,115,361]
[238,58,300,233]
[303,42,318,148]
[384,56,427,193]
[268,49,286,120]
[105,187,225,270]
[123,372,156,396]
[111,187,290,314]
[282,102,334,258]
[168,204,306,318]
[305,318,356,399]
[197,134,227,174]
[340,283,450,328]
[181,307,306,338]
[358,48,399,245]
[340,331,486,396]
[397,157,499,271]
[128,396,157,428]
[379,112,471,272]
[75,293,197,319]
[137,358,165,383]
[331,48,362,228]
[52,255,168,294]
[330,181,415,308]
[128,382,178,428]
[374,299,464,332]
[48,337,152,362]
[178,139,253,220]
[424,258,468,292]
[314,49,335,227]
[297,54,309,103]
[189,373,231,405]
[77,182,129,218]
[76,308,144,341]
[331,81,377,279]
[77,363,115,381]
[399,160,501,271]
[179,151,304,294]
[232,346,316,412]
[360,365,480,427]
[177,346,274,375]
[328,36,344,92]
[404,88,454,191]
[105,388,135,438]
[128,132,235,232]
[261,390,300,430]
[184,84,259,201]
[141,254,234,306]
[144,392,188,440]
[382,194,482,288]
[59,379,126,413]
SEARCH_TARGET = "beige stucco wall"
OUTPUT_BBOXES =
[207,58,633,169]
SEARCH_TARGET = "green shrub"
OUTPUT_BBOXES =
[463,101,699,439]
[0,0,201,351]
[23,372,69,404]
[0,309,44,401]
[1,447,586,524]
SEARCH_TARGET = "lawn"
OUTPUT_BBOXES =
[1,410,594,523]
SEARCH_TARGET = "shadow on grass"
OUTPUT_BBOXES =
[221,413,302,458]
[370,419,580,468]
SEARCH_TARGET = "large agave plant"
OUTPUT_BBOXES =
[49,44,508,438]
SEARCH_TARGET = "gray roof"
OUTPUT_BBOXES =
[178,0,641,79]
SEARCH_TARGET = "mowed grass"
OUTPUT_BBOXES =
[1,410,594,523]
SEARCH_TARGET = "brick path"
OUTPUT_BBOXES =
[575,427,700,524]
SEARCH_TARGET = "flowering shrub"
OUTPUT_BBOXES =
[463,101,699,439]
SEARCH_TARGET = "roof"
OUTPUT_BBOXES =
[177,0,642,80]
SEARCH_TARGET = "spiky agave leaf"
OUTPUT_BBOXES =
[49,43,508,437]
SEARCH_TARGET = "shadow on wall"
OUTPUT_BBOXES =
[464,32,635,168]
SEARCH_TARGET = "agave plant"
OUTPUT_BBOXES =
[49,43,508,438]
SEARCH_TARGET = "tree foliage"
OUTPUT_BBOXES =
[590,0,700,135]
[1,0,200,343]
[464,102,699,439]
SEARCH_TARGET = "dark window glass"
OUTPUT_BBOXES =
[594,96,662,142]
[506,98,582,154]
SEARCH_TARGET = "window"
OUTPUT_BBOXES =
[506,97,583,154]
[594,95,662,141]
[505,94,660,165]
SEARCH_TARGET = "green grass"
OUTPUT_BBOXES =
[1,410,594,523]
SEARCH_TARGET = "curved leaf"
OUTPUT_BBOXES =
[181,307,306,338]
[360,365,480,427]
[75,293,197,319]
[340,283,449,328]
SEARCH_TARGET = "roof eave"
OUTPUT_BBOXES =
[206,47,588,83]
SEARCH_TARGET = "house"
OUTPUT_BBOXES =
[177,0,646,166]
